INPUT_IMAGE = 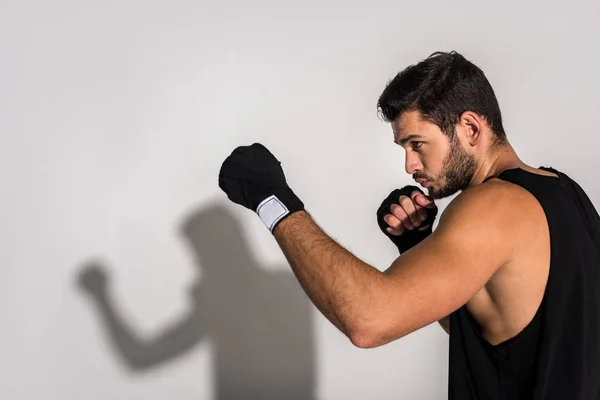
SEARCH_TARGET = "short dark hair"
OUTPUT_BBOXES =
[377,51,507,149]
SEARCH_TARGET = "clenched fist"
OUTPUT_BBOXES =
[218,143,305,233]
[376,185,438,254]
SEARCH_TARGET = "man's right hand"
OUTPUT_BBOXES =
[376,185,438,254]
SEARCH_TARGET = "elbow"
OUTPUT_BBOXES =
[348,313,413,349]
[348,321,391,349]
[350,332,382,349]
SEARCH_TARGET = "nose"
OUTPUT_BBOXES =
[405,152,422,176]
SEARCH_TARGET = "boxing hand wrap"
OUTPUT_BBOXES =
[218,143,304,233]
[376,185,438,254]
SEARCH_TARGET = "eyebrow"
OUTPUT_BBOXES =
[396,134,425,146]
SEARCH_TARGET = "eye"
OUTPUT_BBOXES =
[412,141,423,149]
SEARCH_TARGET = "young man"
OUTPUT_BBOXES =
[218,51,600,399]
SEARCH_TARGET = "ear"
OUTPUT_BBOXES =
[458,111,484,146]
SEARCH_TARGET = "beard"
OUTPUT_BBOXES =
[427,133,477,200]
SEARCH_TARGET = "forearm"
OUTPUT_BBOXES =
[273,210,385,344]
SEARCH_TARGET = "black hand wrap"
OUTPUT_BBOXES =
[376,185,438,254]
[218,143,304,233]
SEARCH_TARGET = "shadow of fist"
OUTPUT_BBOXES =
[77,261,109,297]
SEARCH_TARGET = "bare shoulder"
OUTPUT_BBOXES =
[433,179,536,264]
[441,178,536,221]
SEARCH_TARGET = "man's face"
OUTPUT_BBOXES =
[393,110,477,200]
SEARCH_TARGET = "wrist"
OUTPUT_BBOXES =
[256,187,305,233]
[272,209,308,237]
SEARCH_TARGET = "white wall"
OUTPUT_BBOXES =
[2,1,599,399]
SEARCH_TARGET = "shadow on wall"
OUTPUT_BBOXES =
[75,202,317,400]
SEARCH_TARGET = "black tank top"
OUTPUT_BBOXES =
[448,166,600,400]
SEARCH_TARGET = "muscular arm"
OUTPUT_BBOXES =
[273,183,518,348]
[274,211,385,344]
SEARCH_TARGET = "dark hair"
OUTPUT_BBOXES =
[377,51,507,149]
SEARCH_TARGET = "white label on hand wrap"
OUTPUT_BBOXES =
[256,195,289,232]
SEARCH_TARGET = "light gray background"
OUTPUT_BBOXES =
[2,1,599,399]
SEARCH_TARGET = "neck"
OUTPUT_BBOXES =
[470,142,525,186]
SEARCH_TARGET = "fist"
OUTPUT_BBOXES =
[219,143,288,211]
[376,185,438,254]
[218,142,305,233]
[384,190,437,235]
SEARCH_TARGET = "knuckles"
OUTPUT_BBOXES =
[399,196,414,208]
[385,215,403,230]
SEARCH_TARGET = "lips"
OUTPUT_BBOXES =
[416,179,430,187]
